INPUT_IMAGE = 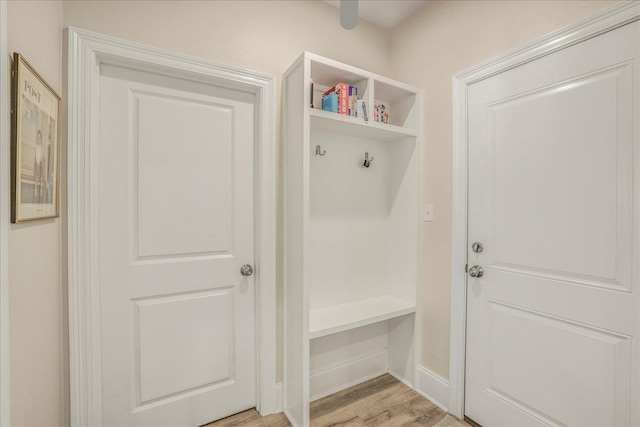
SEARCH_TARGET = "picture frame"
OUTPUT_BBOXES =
[11,52,61,223]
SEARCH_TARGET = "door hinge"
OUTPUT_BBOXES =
[465,263,468,273]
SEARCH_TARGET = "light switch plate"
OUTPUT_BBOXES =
[424,204,434,222]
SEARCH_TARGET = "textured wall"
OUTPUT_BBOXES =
[7,2,67,425]
[389,0,619,379]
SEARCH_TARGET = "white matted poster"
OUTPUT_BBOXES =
[11,53,60,223]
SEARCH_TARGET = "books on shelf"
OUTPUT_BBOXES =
[310,79,314,109]
[348,86,357,117]
[321,82,358,117]
[374,100,390,124]
[322,83,348,115]
[357,100,368,122]
[322,93,338,113]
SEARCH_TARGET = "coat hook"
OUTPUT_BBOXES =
[363,152,374,168]
[316,145,326,156]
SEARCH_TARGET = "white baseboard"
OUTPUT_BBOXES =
[310,349,388,402]
[415,365,450,412]
[388,369,414,389]
[278,365,450,422]
[283,408,302,427]
[275,382,283,413]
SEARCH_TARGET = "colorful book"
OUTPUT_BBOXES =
[357,100,368,122]
[322,93,339,113]
[323,83,349,115]
[374,100,390,124]
[348,86,358,117]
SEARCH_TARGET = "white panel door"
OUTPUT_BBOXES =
[466,21,639,426]
[98,64,256,426]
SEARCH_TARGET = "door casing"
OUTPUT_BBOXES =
[66,27,277,426]
[449,1,640,419]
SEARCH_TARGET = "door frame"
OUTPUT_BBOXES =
[66,27,277,426]
[0,1,10,425]
[449,1,640,419]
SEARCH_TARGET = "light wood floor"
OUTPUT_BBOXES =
[204,374,470,426]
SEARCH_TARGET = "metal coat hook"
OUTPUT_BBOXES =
[316,145,326,156]
[363,152,373,168]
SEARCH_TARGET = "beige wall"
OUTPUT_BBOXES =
[389,0,618,380]
[61,0,391,386]
[7,2,621,425]
[7,2,67,426]
[9,2,390,424]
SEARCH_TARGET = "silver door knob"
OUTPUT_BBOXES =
[240,264,253,277]
[468,265,484,278]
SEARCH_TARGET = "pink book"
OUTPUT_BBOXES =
[322,83,349,115]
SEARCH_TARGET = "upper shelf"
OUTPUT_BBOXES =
[303,52,421,131]
[309,108,418,142]
[305,52,419,95]
[310,295,416,339]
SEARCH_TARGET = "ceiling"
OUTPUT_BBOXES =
[323,0,428,30]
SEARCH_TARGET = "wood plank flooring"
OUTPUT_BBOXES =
[204,374,470,427]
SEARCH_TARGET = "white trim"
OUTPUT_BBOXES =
[415,366,449,413]
[284,409,302,427]
[66,27,277,426]
[449,1,640,419]
[389,369,415,391]
[280,365,449,419]
[0,1,10,426]
[275,382,283,413]
[309,350,389,402]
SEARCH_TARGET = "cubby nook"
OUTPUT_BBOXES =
[283,52,421,427]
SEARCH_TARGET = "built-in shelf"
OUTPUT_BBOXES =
[309,108,417,142]
[309,295,416,339]
[285,52,420,426]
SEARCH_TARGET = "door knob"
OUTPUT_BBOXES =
[240,264,253,277]
[471,242,483,253]
[468,265,484,278]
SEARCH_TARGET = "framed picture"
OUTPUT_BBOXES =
[11,53,61,223]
